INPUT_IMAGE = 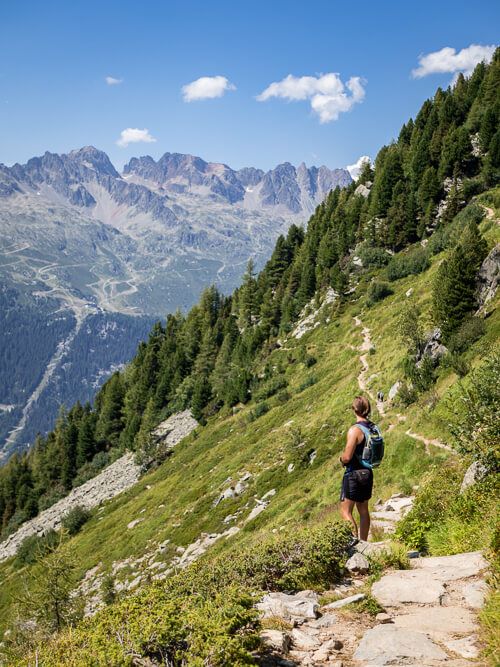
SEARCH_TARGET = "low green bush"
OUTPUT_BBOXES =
[15,530,59,568]
[253,376,288,401]
[447,317,485,355]
[298,375,317,392]
[13,519,351,666]
[367,281,394,306]
[61,506,91,536]
[386,247,430,281]
[248,401,270,421]
[357,245,391,268]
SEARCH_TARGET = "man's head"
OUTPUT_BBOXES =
[352,395,371,419]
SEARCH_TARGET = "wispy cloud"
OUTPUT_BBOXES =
[346,155,371,180]
[256,72,365,123]
[116,128,156,148]
[412,44,496,79]
[105,76,123,86]
[182,75,236,102]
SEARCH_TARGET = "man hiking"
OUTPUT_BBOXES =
[339,395,381,543]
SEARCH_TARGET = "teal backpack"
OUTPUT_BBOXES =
[355,422,384,469]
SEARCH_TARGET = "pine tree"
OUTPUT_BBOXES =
[76,412,96,468]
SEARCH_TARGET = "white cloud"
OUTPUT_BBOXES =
[346,155,371,180]
[412,44,496,79]
[256,72,365,123]
[105,76,123,86]
[182,75,236,102]
[116,128,156,148]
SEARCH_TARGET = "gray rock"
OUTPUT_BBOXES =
[354,624,447,665]
[304,612,338,629]
[388,381,401,401]
[375,612,393,624]
[476,243,500,311]
[461,580,487,609]
[260,629,291,652]
[417,327,447,367]
[444,635,479,659]
[323,593,365,609]
[371,570,446,605]
[354,183,370,198]
[257,592,319,621]
[290,627,321,650]
[410,551,488,580]
[345,552,370,574]
[393,606,476,638]
[460,460,488,493]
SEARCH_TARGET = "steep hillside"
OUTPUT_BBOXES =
[0,50,498,666]
[0,202,498,662]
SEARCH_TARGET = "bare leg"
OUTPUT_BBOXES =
[356,501,370,541]
[340,499,358,537]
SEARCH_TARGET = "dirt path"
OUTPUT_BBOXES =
[482,204,499,224]
[353,317,454,453]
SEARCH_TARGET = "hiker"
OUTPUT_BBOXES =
[339,395,383,543]
[377,390,384,402]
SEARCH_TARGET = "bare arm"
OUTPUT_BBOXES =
[340,426,363,465]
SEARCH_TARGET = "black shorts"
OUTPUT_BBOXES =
[340,469,373,502]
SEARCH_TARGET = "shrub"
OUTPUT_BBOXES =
[248,402,270,421]
[446,350,500,468]
[386,247,430,281]
[61,506,91,536]
[367,281,393,306]
[304,355,317,368]
[396,463,463,551]
[447,316,485,355]
[15,530,59,567]
[101,574,117,605]
[396,381,418,407]
[298,376,317,392]
[357,245,391,268]
[276,390,291,404]
[253,376,288,401]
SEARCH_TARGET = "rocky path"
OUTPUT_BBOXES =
[260,542,488,666]
[352,317,454,453]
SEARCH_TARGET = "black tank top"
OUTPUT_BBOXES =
[346,420,372,472]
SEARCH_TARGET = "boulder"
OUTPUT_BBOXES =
[257,591,319,622]
[417,327,447,367]
[410,551,488,580]
[345,552,369,574]
[353,624,447,665]
[388,381,401,401]
[460,460,488,493]
[260,629,291,653]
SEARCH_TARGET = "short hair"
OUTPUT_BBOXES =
[352,395,371,418]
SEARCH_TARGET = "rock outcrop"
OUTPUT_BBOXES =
[476,242,500,312]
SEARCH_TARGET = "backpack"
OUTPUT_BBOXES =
[354,422,384,469]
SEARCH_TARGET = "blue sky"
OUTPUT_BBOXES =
[0,0,498,172]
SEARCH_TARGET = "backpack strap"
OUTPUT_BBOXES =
[353,422,371,442]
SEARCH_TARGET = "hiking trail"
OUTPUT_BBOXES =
[352,317,453,454]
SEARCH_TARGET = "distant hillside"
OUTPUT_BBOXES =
[0,149,351,456]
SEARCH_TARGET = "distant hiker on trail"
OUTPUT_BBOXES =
[339,396,384,543]
[377,390,384,402]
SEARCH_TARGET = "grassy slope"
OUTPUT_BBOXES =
[0,206,498,633]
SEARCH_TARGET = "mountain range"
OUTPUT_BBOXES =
[0,147,351,457]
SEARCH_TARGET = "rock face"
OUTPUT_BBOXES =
[460,460,488,493]
[0,453,140,562]
[417,327,447,366]
[476,242,500,311]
